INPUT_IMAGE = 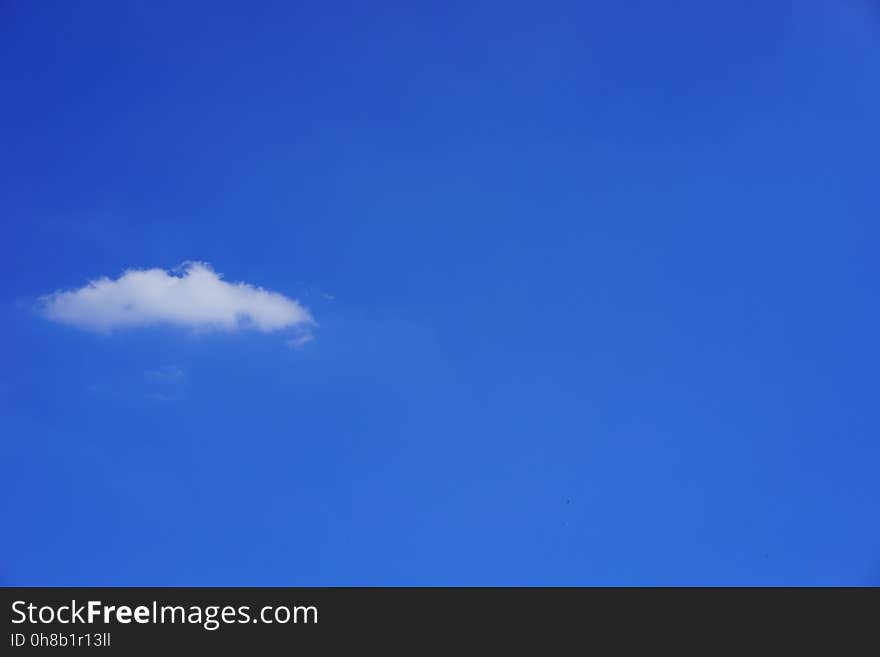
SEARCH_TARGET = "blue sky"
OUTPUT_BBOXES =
[2,1,878,585]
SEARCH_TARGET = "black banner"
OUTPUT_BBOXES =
[1,587,874,652]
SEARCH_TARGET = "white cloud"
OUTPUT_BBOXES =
[286,330,315,349]
[41,262,314,334]
[145,365,185,382]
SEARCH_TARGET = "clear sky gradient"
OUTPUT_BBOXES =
[2,1,879,585]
